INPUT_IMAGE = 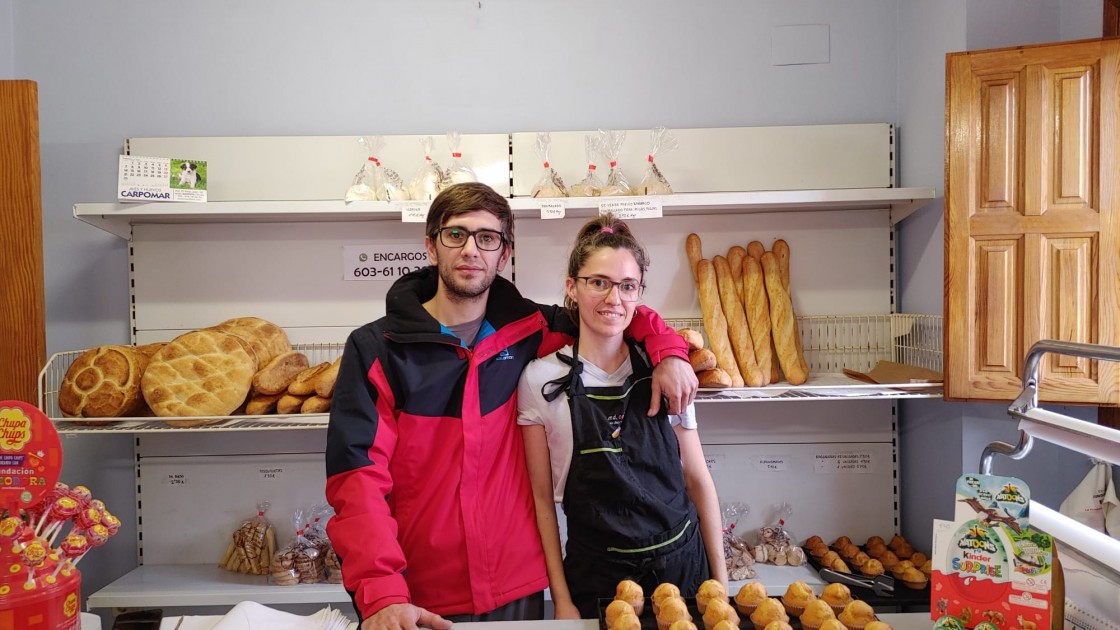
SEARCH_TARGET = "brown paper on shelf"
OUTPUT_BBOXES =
[843,360,942,385]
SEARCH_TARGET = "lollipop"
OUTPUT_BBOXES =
[32,482,69,536]
[69,486,93,505]
[75,506,102,531]
[51,534,89,578]
[21,540,47,586]
[68,524,112,571]
[101,512,121,537]
[42,496,82,546]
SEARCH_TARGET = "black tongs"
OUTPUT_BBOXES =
[818,568,895,597]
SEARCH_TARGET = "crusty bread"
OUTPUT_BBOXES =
[689,348,717,372]
[142,330,257,422]
[696,258,744,387]
[277,393,306,415]
[301,395,332,414]
[288,362,330,396]
[252,351,310,396]
[677,328,705,352]
[245,392,283,416]
[135,342,167,358]
[211,317,291,368]
[314,356,342,398]
[761,252,808,386]
[59,345,150,418]
[698,368,733,388]
[742,256,774,384]
[746,240,765,262]
[686,233,704,282]
[714,255,763,387]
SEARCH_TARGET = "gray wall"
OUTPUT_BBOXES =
[3,0,1111,619]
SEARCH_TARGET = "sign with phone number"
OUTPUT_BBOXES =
[342,244,429,282]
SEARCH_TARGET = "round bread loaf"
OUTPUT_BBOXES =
[142,330,256,423]
[59,345,150,418]
[211,317,291,367]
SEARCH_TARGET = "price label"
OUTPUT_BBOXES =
[395,202,429,223]
[753,455,789,472]
[163,472,189,487]
[814,452,874,474]
[704,453,724,471]
[259,467,284,482]
[539,199,567,219]
[597,196,664,220]
[342,244,429,282]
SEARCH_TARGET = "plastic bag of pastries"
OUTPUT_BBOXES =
[721,502,756,580]
[755,502,804,566]
[598,128,634,196]
[408,136,448,201]
[270,508,325,585]
[218,501,276,576]
[568,135,604,197]
[443,131,478,187]
[637,126,678,195]
[346,135,408,202]
[530,132,567,198]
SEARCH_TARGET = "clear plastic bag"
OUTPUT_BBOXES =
[755,502,804,566]
[344,137,378,201]
[568,135,603,198]
[408,136,448,201]
[218,501,275,576]
[530,132,567,198]
[598,129,633,197]
[443,131,478,187]
[270,508,324,585]
[721,502,756,580]
[637,126,678,195]
[345,136,408,201]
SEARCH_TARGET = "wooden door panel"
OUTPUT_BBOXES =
[1040,236,1095,375]
[973,237,1022,376]
[979,74,1020,211]
[1045,64,1096,211]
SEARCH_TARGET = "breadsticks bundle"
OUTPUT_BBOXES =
[219,501,276,576]
[684,234,810,387]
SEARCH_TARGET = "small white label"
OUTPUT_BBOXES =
[163,472,188,488]
[753,456,789,472]
[396,202,429,223]
[705,454,724,471]
[342,244,429,282]
[597,196,664,220]
[539,199,567,219]
[258,467,284,482]
[814,452,874,474]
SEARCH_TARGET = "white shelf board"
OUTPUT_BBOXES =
[86,564,349,609]
[74,188,936,239]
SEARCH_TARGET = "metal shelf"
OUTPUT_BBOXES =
[74,187,936,239]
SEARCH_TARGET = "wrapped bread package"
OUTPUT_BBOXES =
[443,131,478,187]
[568,135,604,197]
[637,126,677,195]
[345,135,408,202]
[530,132,567,198]
[408,136,447,201]
[598,129,633,196]
[219,501,275,576]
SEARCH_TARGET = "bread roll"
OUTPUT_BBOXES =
[741,257,773,384]
[761,252,808,385]
[746,241,765,262]
[59,345,150,418]
[714,256,763,386]
[288,362,330,396]
[277,394,307,415]
[252,351,310,396]
[245,392,283,415]
[686,233,704,282]
[689,348,717,372]
[301,395,332,414]
[314,356,342,398]
[142,330,257,422]
[677,327,704,352]
[771,239,808,374]
[698,368,732,389]
[696,259,744,387]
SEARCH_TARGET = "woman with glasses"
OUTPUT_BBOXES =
[517,214,726,619]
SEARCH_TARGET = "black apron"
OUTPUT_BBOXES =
[542,338,709,618]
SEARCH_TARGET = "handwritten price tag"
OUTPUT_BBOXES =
[538,199,567,220]
[395,202,429,223]
[597,196,664,220]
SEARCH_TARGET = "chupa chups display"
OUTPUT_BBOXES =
[0,400,119,630]
[568,135,604,197]
[530,132,567,198]
[598,129,633,197]
[637,126,678,195]
[931,473,1058,629]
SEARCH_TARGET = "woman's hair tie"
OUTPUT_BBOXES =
[600,226,614,234]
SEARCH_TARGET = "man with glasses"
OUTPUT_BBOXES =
[326,182,697,630]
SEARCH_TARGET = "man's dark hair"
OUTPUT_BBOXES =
[425,182,514,250]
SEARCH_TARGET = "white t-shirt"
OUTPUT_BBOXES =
[516,346,697,502]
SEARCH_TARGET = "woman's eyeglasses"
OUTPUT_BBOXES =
[436,227,505,251]
[574,276,645,301]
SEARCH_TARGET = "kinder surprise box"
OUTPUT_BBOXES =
[930,473,1057,629]
[0,400,119,629]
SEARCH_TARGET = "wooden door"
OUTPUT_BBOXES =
[945,39,1120,403]
[0,81,46,405]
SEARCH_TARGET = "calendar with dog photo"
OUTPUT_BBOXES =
[171,159,207,190]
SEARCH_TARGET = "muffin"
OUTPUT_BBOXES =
[820,550,841,567]
[695,579,727,614]
[859,559,885,577]
[809,543,830,558]
[749,598,789,630]
[909,551,928,568]
[804,535,824,548]
[701,599,739,630]
[865,542,887,559]
[657,597,692,630]
[877,550,900,569]
[890,559,914,577]
[611,611,642,630]
[669,622,699,630]
[838,543,861,561]
[892,542,915,559]
[898,567,928,589]
[713,621,742,630]
[780,580,816,617]
[616,579,645,615]
[837,600,877,629]
[850,551,871,568]
[605,599,637,627]
[734,581,768,615]
[887,534,907,551]
[832,536,853,548]
[920,559,932,577]
[865,535,885,548]
[829,558,852,573]
[762,623,793,630]
[819,621,847,630]
[821,582,853,615]
[864,622,894,630]
[799,599,838,630]
[653,583,681,615]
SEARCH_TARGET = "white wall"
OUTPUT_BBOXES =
[0,1,11,77]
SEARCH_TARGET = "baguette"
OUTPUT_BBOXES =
[746,240,765,262]
[277,394,307,415]
[245,392,283,416]
[772,239,808,374]
[713,256,764,387]
[301,395,332,414]
[696,259,744,387]
[697,368,733,389]
[689,348,717,372]
[685,233,704,283]
[761,252,808,385]
[315,356,342,398]
[677,328,705,352]
[741,256,773,385]
[288,362,330,396]
[727,246,748,299]
[252,351,310,395]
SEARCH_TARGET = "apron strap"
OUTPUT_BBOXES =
[542,337,584,403]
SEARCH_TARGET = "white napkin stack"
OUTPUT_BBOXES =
[169,601,355,630]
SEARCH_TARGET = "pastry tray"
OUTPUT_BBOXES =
[805,553,930,609]
[596,597,812,630]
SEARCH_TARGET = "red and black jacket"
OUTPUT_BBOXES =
[325,266,687,619]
